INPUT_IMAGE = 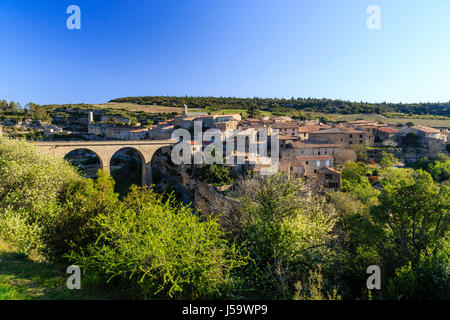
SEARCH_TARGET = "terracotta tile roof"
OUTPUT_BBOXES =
[279,135,297,140]
[377,127,398,134]
[298,125,323,133]
[295,155,333,161]
[413,125,440,134]
[280,160,305,167]
[289,142,343,149]
[309,127,365,134]
[274,123,300,129]
[245,118,262,122]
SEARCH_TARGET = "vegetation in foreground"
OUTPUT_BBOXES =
[0,135,448,300]
[0,240,116,300]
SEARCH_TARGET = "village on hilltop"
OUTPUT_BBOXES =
[1,103,449,194]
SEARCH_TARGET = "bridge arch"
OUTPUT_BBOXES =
[34,140,177,186]
[108,147,148,187]
[64,148,104,178]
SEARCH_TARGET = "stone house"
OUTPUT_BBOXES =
[213,120,239,132]
[376,126,399,141]
[296,155,334,176]
[273,122,300,137]
[278,134,298,148]
[281,141,343,160]
[279,155,339,189]
[318,167,341,190]
[308,127,367,149]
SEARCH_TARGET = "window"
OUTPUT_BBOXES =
[326,160,330,166]
[316,160,321,167]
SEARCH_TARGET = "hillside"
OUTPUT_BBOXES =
[109,96,450,117]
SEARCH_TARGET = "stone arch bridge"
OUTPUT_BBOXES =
[35,140,177,185]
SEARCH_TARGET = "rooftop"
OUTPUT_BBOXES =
[377,126,398,134]
[289,142,343,149]
[310,127,366,135]
[413,125,441,134]
[295,155,333,161]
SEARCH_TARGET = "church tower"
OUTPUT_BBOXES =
[88,111,94,125]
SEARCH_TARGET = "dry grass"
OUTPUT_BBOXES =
[93,102,193,114]
[312,113,450,128]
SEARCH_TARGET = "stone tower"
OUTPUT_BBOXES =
[88,111,94,125]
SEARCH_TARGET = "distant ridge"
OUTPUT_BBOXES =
[110,96,450,117]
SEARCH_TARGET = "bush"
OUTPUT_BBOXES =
[0,136,82,252]
[385,251,450,300]
[68,186,247,299]
[193,164,232,185]
[41,170,120,262]
[231,175,338,299]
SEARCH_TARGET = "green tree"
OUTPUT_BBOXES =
[379,151,399,168]
[232,174,338,299]
[341,162,379,205]
[247,103,261,118]
[0,100,8,112]
[7,101,17,113]
[373,169,449,267]
[402,132,420,148]
[28,103,51,122]
[194,164,232,185]
[429,161,450,183]
[384,252,450,300]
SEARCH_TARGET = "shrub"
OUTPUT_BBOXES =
[379,152,399,168]
[231,175,338,299]
[0,136,82,252]
[384,251,450,300]
[194,164,232,185]
[68,186,248,299]
[41,170,120,262]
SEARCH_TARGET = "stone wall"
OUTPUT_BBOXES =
[193,181,242,234]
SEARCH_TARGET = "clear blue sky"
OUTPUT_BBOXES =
[1,0,450,105]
